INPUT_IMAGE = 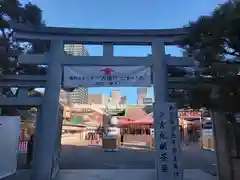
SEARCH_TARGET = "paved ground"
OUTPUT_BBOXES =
[3,169,216,180]
[17,137,217,176]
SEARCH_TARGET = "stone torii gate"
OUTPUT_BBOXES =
[1,24,195,180]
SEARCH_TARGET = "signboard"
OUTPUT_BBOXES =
[202,129,213,136]
[0,116,21,179]
[150,128,154,136]
[143,97,153,104]
[72,108,94,113]
[169,103,182,180]
[154,103,173,180]
[153,103,182,180]
[63,66,151,87]
[178,111,201,118]
[235,113,240,123]
[104,127,120,136]
[102,126,120,139]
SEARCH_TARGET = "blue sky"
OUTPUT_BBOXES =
[22,0,223,103]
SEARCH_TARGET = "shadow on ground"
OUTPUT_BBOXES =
[17,143,216,175]
[61,144,155,169]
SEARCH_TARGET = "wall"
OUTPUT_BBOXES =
[110,90,121,105]
[124,134,151,145]
[88,94,106,104]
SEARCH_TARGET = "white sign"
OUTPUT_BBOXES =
[143,97,153,104]
[103,126,120,139]
[0,116,21,179]
[107,127,120,136]
[202,129,213,136]
[150,128,154,136]
[63,66,151,87]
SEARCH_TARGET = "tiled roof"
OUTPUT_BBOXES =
[138,112,153,123]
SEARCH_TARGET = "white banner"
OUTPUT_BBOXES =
[63,66,151,87]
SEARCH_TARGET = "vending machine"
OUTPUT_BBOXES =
[0,116,21,179]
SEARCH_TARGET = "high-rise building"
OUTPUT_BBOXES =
[88,93,126,107]
[119,96,127,105]
[64,44,89,56]
[88,94,110,105]
[60,88,88,105]
[62,44,89,104]
[110,90,121,105]
[137,88,147,105]
[59,89,71,105]
[71,88,88,104]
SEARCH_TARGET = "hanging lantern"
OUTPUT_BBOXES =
[110,116,119,125]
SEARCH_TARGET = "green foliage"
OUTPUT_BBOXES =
[0,0,46,75]
[181,2,240,60]
[116,110,125,116]
[181,2,240,112]
[168,67,187,77]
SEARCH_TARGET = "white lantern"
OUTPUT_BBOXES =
[110,116,119,125]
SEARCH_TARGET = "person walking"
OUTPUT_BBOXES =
[27,135,34,167]
[120,133,124,146]
[187,127,193,143]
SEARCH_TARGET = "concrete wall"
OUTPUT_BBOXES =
[88,94,106,104]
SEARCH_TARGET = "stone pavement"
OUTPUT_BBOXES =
[3,169,216,180]
[18,139,216,174]
[61,135,88,145]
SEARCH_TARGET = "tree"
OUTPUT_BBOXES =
[0,0,46,76]
[182,2,240,58]
[116,110,125,116]
[181,1,240,112]
[181,2,240,180]
[0,1,46,115]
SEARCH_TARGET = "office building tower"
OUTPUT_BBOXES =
[110,90,121,105]
[64,44,89,56]
[59,89,71,105]
[88,94,110,105]
[137,88,147,105]
[119,96,127,105]
[71,88,88,104]
[62,44,89,104]
[60,88,88,105]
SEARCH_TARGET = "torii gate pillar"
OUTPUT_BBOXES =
[31,40,63,180]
